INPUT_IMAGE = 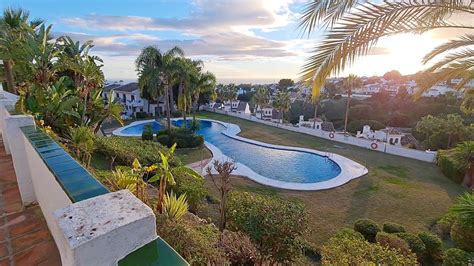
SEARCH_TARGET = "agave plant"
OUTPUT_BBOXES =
[162,191,189,221]
[450,192,474,225]
[299,0,474,99]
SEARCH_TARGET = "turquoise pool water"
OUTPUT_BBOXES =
[121,120,341,183]
[120,121,163,135]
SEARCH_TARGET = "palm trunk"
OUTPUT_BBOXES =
[192,98,198,133]
[170,86,176,112]
[164,85,171,133]
[313,102,319,129]
[4,60,16,94]
[344,87,352,134]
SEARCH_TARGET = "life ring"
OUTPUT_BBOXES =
[371,142,378,149]
[329,132,335,139]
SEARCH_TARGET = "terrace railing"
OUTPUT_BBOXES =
[0,90,188,266]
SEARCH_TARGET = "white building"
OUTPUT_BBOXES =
[422,84,458,97]
[102,82,164,118]
[298,115,323,130]
[356,125,405,146]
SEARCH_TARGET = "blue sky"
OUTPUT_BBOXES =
[0,0,457,83]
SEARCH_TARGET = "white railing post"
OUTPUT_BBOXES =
[4,115,37,205]
[53,190,157,266]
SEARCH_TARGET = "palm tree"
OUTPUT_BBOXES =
[299,1,474,98]
[253,87,270,119]
[190,71,216,129]
[136,46,184,132]
[175,58,201,127]
[449,141,474,187]
[342,74,361,134]
[273,91,291,123]
[148,143,202,213]
[0,7,43,93]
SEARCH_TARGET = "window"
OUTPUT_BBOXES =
[116,93,120,98]
[131,95,135,101]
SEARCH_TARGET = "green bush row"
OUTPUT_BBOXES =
[437,150,464,184]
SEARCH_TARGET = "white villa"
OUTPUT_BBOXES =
[210,100,251,115]
[102,82,165,118]
[356,125,405,146]
[298,115,323,130]
[255,105,282,123]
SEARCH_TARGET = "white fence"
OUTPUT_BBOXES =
[205,108,437,163]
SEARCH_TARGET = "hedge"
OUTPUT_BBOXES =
[437,150,464,184]
[156,129,204,148]
[354,218,380,243]
[383,222,406,234]
[95,136,180,167]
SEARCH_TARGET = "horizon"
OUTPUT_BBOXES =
[0,0,462,83]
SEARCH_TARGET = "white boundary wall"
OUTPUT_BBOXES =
[205,108,437,163]
[0,101,159,266]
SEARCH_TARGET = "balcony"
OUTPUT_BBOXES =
[0,90,188,265]
[126,99,144,107]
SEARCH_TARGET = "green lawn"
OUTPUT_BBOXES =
[196,111,466,248]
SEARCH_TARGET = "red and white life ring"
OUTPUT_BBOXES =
[329,132,335,139]
[371,142,378,149]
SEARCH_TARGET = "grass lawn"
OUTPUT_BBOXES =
[196,111,467,248]
[175,147,212,165]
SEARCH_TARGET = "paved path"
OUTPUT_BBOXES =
[0,139,61,266]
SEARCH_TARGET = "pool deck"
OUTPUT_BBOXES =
[113,118,368,191]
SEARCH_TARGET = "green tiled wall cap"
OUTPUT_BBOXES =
[119,238,189,266]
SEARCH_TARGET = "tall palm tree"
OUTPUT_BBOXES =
[253,87,270,119]
[136,46,184,132]
[190,71,216,129]
[175,58,201,127]
[273,91,291,123]
[0,7,43,93]
[299,1,474,98]
[342,74,361,134]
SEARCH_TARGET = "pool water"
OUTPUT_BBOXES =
[173,120,341,183]
[120,121,163,135]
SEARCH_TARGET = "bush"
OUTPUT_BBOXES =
[376,232,412,256]
[438,212,458,237]
[141,124,153,141]
[418,232,443,259]
[437,150,464,183]
[321,229,417,265]
[156,216,227,265]
[443,248,472,266]
[220,230,258,265]
[396,232,427,259]
[347,120,385,134]
[171,111,182,118]
[354,218,380,242]
[383,222,406,234]
[172,172,207,212]
[228,191,308,264]
[155,129,204,148]
[95,137,180,167]
[135,111,148,119]
[451,219,474,252]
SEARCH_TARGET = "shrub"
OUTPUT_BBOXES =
[443,248,472,266]
[354,218,380,242]
[172,172,207,212]
[438,212,458,236]
[135,111,148,119]
[141,124,153,141]
[155,129,204,148]
[220,230,258,265]
[321,229,417,265]
[418,232,443,259]
[162,192,188,221]
[383,222,406,234]
[156,217,227,265]
[451,219,474,252]
[396,232,427,259]
[95,137,180,167]
[171,111,182,118]
[437,150,464,183]
[376,232,412,256]
[227,191,308,264]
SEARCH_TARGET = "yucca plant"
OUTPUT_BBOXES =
[66,126,95,166]
[451,192,474,225]
[107,166,148,203]
[299,0,474,100]
[162,191,189,221]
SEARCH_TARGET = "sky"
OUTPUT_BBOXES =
[1,0,468,84]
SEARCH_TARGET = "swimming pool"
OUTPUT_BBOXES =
[119,121,163,135]
[113,119,367,190]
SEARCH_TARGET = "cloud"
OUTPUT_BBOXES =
[55,31,296,59]
[62,0,296,34]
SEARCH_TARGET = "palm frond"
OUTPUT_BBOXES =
[300,0,474,98]
[423,34,474,64]
[426,48,474,72]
